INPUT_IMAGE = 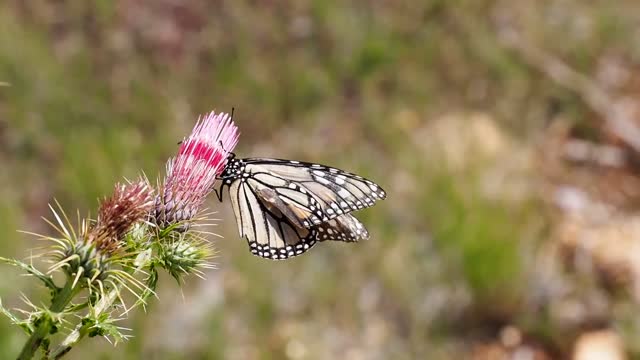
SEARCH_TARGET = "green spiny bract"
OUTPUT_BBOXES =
[57,240,111,285]
[157,236,213,283]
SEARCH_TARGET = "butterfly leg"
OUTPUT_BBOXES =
[214,181,228,202]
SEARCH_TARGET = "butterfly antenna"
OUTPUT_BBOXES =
[220,107,237,156]
[218,140,236,159]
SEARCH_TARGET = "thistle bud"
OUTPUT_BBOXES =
[159,239,213,283]
[54,181,154,286]
[88,180,155,254]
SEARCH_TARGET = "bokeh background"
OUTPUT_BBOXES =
[1,1,640,359]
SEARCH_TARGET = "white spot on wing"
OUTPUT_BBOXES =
[316,177,331,185]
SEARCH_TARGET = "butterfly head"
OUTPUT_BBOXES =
[218,152,244,183]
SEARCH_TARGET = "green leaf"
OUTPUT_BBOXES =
[0,297,33,334]
[83,312,130,344]
[0,257,58,292]
[133,266,158,310]
[158,223,185,239]
[66,300,90,313]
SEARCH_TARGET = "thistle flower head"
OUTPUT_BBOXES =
[88,180,155,254]
[47,181,154,287]
[154,111,239,228]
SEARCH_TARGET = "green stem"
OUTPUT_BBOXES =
[48,289,118,359]
[17,279,80,360]
[49,261,152,359]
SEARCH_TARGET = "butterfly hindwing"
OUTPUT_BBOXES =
[314,214,369,242]
[228,179,317,260]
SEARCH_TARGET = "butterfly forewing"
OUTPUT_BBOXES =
[243,159,386,228]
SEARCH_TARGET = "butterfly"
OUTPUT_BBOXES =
[215,154,386,260]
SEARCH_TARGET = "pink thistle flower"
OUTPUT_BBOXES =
[154,111,239,228]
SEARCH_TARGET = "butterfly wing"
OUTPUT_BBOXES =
[314,214,369,242]
[242,158,386,228]
[251,179,370,242]
[228,179,318,260]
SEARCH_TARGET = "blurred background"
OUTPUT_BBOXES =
[1,1,640,359]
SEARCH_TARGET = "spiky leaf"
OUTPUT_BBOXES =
[0,257,58,292]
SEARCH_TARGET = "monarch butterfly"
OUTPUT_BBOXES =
[216,154,386,260]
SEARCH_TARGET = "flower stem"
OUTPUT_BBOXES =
[17,279,80,360]
[48,289,118,359]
